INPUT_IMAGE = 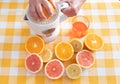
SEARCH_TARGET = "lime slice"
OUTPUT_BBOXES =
[70,38,83,52]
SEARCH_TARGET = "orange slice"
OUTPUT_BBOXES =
[70,38,83,52]
[40,48,53,63]
[84,33,104,51]
[25,36,45,54]
[41,1,55,19]
[55,41,74,61]
[66,64,82,79]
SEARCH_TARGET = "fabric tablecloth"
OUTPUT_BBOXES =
[0,0,120,84]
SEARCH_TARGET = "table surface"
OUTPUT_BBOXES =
[0,0,120,84]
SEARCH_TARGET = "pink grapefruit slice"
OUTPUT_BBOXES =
[45,59,64,79]
[25,53,43,73]
[76,50,94,68]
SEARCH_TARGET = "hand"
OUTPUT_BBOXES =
[29,0,56,21]
[61,0,86,17]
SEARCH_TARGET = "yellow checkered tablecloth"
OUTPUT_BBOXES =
[0,0,120,84]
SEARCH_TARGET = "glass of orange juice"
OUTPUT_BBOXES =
[71,16,90,38]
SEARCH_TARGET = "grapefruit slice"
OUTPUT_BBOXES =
[40,48,53,63]
[84,33,104,51]
[76,50,94,68]
[55,41,74,61]
[66,64,82,79]
[70,38,83,52]
[25,53,43,73]
[25,36,45,54]
[45,59,64,79]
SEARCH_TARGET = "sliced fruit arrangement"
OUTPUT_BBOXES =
[70,38,83,52]
[45,59,64,79]
[24,32,104,79]
[55,41,74,61]
[84,33,104,51]
[25,53,43,73]
[40,48,53,63]
[25,36,45,54]
[66,64,82,79]
[76,50,94,68]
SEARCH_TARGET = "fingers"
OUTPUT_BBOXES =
[49,0,56,9]
[36,3,46,19]
[61,6,77,17]
[29,0,55,20]
[29,4,39,20]
[42,0,52,16]
[61,7,71,17]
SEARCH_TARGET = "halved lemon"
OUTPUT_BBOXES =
[66,64,82,79]
[40,48,53,63]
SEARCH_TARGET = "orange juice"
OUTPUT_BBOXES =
[71,16,89,38]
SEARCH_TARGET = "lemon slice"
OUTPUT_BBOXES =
[66,64,82,79]
[40,49,53,63]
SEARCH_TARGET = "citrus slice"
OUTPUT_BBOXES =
[66,64,82,79]
[42,1,55,19]
[40,48,53,63]
[84,33,104,51]
[76,50,94,68]
[25,36,45,54]
[45,59,64,79]
[25,53,43,73]
[55,41,74,61]
[70,38,83,52]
